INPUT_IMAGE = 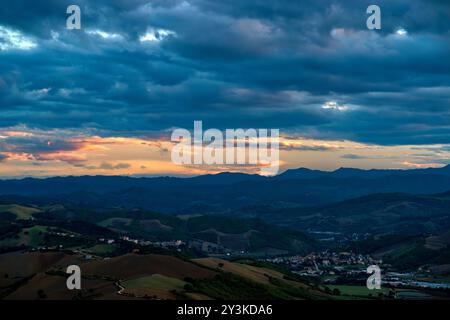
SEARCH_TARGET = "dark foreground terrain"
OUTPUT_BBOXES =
[1,168,450,300]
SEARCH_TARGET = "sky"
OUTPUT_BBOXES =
[0,0,450,177]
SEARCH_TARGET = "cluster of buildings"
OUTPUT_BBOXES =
[106,236,244,255]
[117,236,240,254]
[47,230,76,238]
[113,236,186,250]
[263,251,381,277]
[98,238,117,244]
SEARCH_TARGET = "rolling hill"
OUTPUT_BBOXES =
[0,202,316,255]
[0,251,329,300]
[249,192,450,236]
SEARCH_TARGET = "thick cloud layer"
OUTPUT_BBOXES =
[0,0,449,146]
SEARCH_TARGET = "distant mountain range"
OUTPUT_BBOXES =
[278,164,450,180]
[1,165,450,216]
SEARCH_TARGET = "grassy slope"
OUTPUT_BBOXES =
[123,274,186,290]
[193,257,284,285]
[192,257,329,300]
[328,285,389,298]
[0,225,48,248]
[0,204,40,220]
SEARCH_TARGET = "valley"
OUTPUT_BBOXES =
[1,168,450,300]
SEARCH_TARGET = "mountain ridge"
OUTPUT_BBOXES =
[1,165,450,216]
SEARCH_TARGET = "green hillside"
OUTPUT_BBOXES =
[0,204,40,220]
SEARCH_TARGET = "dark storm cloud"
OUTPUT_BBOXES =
[0,132,90,165]
[280,144,336,152]
[341,154,369,160]
[84,162,131,170]
[0,135,80,154]
[0,0,449,145]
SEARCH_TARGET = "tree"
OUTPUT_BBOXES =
[332,288,341,296]
[389,289,396,298]
[184,283,194,291]
[37,289,47,299]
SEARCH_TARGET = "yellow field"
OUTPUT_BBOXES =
[121,274,187,299]
[193,258,284,285]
